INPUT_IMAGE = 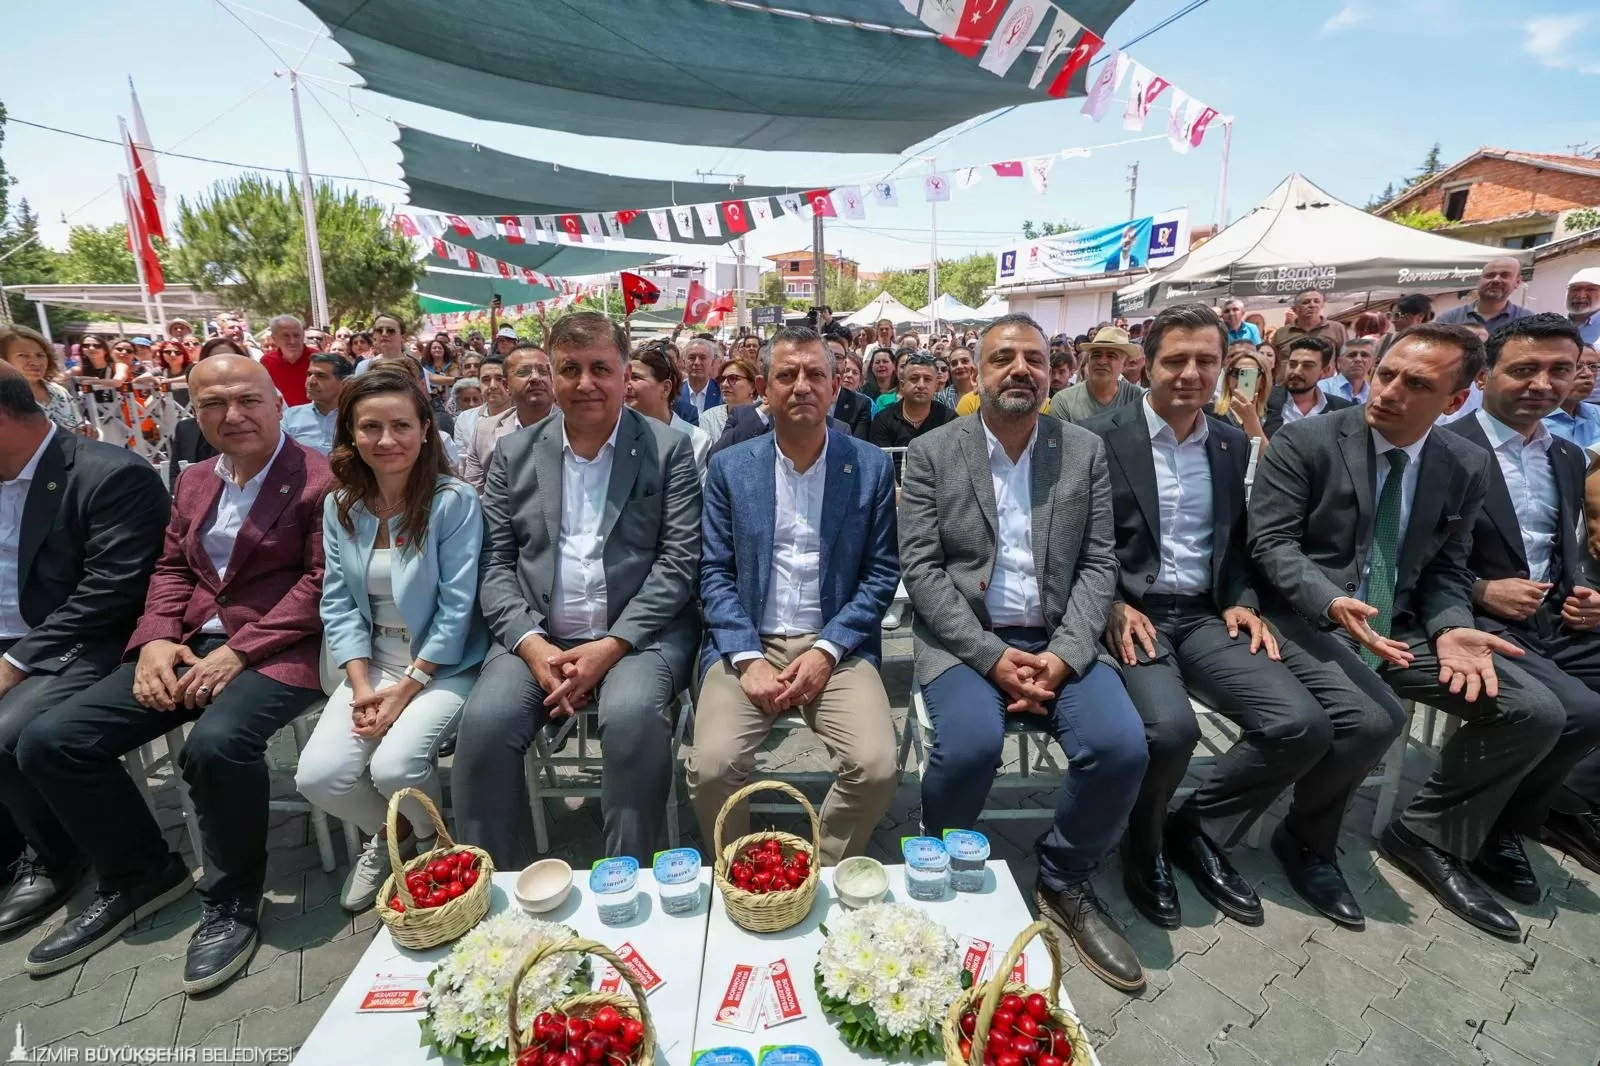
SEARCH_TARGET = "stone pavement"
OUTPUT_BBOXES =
[4,647,1600,1065]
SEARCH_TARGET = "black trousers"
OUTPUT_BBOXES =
[0,638,123,871]
[1122,597,1401,862]
[16,636,319,903]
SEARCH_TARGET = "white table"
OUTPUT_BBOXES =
[689,861,1099,1064]
[294,869,712,1065]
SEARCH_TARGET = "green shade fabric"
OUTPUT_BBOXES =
[427,225,667,274]
[401,128,793,246]
[419,267,561,308]
[300,0,1136,153]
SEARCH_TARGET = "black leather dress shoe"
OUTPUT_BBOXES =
[25,855,192,975]
[1539,809,1600,875]
[183,898,261,995]
[1166,814,1262,925]
[1270,824,1363,929]
[1121,849,1181,929]
[1378,823,1519,940]
[0,856,87,940]
[1471,831,1541,906]
[1034,878,1145,992]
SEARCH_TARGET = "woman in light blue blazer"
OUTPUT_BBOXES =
[296,368,488,912]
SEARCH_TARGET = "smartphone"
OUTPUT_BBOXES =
[1235,366,1260,397]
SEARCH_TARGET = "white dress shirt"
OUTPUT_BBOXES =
[1477,410,1559,583]
[1355,427,1429,603]
[1280,388,1328,425]
[0,426,57,661]
[687,384,712,414]
[1143,399,1214,595]
[1437,384,1483,426]
[201,432,288,634]
[980,416,1044,628]
[281,403,337,455]
[537,419,620,642]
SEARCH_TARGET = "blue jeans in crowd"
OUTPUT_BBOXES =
[920,627,1147,892]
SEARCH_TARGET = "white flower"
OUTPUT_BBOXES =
[815,902,962,1047]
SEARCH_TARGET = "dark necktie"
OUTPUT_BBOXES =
[1362,449,1409,667]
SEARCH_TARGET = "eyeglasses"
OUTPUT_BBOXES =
[80,342,105,350]
[372,326,400,335]
[717,373,751,386]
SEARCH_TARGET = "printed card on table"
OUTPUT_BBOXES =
[357,973,429,1012]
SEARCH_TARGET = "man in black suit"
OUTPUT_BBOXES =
[823,334,872,439]
[1263,335,1354,438]
[1086,307,1399,931]
[167,417,217,487]
[0,363,169,937]
[1443,313,1600,902]
[1249,322,1564,941]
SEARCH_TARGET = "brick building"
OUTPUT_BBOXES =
[1378,148,1600,249]
[762,250,859,299]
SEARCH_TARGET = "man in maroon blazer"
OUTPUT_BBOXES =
[18,355,330,996]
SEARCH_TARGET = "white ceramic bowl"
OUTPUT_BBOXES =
[515,859,573,913]
[833,856,888,909]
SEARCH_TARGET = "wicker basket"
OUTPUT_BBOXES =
[712,779,820,933]
[942,921,1092,1066]
[373,786,494,951]
[507,935,658,1065]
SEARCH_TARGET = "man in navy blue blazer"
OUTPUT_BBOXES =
[678,335,724,422]
[688,326,901,865]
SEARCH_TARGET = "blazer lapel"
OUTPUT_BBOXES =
[1108,412,1160,548]
[18,432,70,586]
[351,508,377,625]
[1340,417,1376,560]
[1455,415,1526,568]
[1031,417,1062,582]
[186,462,225,583]
[818,431,853,581]
[598,411,643,542]
[1205,427,1236,593]
[536,413,565,551]
[1399,434,1449,588]
[226,440,303,584]
[747,436,777,612]
[960,418,999,534]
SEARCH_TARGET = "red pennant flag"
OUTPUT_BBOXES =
[1189,106,1221,147]
[446,214,472,236]
[991,161,1024,177]
[466,249,480,271]
[683,280,713,326]
[721,200,751,234]
[500,215,524,244]
[521,267,539,285]
[393,214,420,238]
[711,290,736,314]
[432,238,447,259]
[1045,29,1104,99]
[805,189,837,218]
[616,209,640,227]
[498,259,513,278]
[558,214,584,241]
[941,0,1008,59]
[620,272,661,316]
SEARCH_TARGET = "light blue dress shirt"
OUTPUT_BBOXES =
[1544,401,1600,450]
[282,403,338,455]
[1319,374,1369,404]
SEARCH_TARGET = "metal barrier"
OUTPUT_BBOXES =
[72,378,192,471]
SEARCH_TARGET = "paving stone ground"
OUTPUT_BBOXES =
[6,639,1600,1064]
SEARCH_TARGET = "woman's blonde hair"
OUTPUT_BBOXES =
[0,325,60,379]
[1215,350,1271,420]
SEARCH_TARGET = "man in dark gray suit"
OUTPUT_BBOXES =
[0,360,168,937]
[901,312,1149,993]
[453,312,703,866]
[1249,322,1564,941]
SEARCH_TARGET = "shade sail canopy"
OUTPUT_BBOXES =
[921,292,982,321]
[301,0,1136,153]
[842,292,927,329]
[418,267,560,309]
[399,129,796,246]
[972,293,1009,319]
[425,226,668,276]
[1116,174,1534,314]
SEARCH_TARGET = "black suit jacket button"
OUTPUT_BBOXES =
[1145,575,1155,584]
[216,594,228,604]
[1346,582,1357,592]
[542,593,550,603]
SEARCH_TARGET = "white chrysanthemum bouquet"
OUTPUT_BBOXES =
[419,912,589,1065]
[814,901,964,1058]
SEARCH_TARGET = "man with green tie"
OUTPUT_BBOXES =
[1248,322,1566,943]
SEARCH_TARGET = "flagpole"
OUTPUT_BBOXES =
[926,159,940,336]
[288,71,330,327]
[119,174,157,331]
[1216,118,1234,228]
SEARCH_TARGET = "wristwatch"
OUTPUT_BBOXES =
[402,664,433,688]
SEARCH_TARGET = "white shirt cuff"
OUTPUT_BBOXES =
[512,626,545,655]
[2,653,29,675]
[729,651,764,668]
[813,639,846,665]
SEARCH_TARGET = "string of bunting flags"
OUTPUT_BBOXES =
[419,289,593,333]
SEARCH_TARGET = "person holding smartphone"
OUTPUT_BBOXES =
[1211,349,1272,445]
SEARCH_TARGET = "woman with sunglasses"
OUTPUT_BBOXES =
[108,339,141,382]
[0,325,87,433]
[696,355,759,443]
[1210,348,1272,446]
[71,335,116,380]
[365,314,406,370]
[625,341,710,478]
[933,357,955,409]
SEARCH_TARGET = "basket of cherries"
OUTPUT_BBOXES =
[712,780,820,933]
[508,936,655,1066]
[943,921,1091,1066]
[374,787,494,950]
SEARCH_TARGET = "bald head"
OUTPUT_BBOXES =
[190,354,283,467]
[1476,257,1523,307]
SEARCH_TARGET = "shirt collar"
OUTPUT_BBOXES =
[1371,424,1430,467]
[561,414,622,462]
[1142,394,1209,444]
[215,430,286,491]
[776,434,828,478]
[978,414,1038,468]
[8,424,55,485]
[1479,408,1551,452]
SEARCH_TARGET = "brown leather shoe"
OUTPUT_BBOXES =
[1034,877,1145,992]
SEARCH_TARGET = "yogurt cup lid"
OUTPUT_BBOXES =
[758,1046,823,1065]
[589,855,640,893]
[942,829,991,860]
[653,847,702,885]
[692,1048,756,1066]
[901,835,949,869]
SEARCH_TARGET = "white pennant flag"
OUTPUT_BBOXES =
[898,0,919,12]
[871,181,900,207]
[749,198,774,225]
[414,214,444,240]
[1027,156,1054,194]
[647,209,672,241]
[1122,61,1169,131]
[923,173,952,202]
[955,167,982,190]
[1081,50,1128,122]
[671,206,696,239]
[835,185,866,220]
[580,213,605,239]
[917,0,962,35]
[1165,87,1193,154]
[447,242,470,268]
[1029,8,1083,88]
[517,216,542,241]
[694,203,722,237]
[478,254,498,276]
[538,215,557,236]
[602,211,624,238]
[979,0,1049,76]
[466,216,495,240]
[778,193,805,218]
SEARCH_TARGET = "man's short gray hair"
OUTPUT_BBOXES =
[1341,337,1376,355]
[268,313,304,335]
[760,325,834,378]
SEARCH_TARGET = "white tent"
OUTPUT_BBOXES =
[920,292,982,323]
[1116,173,1532,315]
[972,293,1009,320]
[842,291,928,328]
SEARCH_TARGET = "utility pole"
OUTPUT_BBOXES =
[288,70,330,329]
[811,208,826,309]
[1126,161,1140,219]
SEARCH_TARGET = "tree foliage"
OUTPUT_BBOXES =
[871,252,996,313]
[1022,219,1080,239]
[1387,207,1451,231]
[0,102,73,330]
[55,223,140,284]
[1365,143,1448,213]
[1564,207,1600,235]
[170,173,421,328]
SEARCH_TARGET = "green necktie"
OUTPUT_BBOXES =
[1362,449,1410,668]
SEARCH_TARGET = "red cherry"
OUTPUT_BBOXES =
[959,1037,973,1060]
[1000,994,1024,1015]
[445,881,465,900]
[1050,1031,1073,1059]
[1024,993,1049,1021]
[960,1011,977,1036]
[591,1005,621,1034]
[1038,1057,1063,1066]
[1011,1033,1038,1058]
[1016,1014,1040,1038]
[992,1010,1016,1036]
[996,1053,1022,1066]
[581,1033,608,1063]
[566,1017,590,1043]
[461,868,479,889]
[388,896,404,912]
[753,871,774,891]
[619,1018,644,1048]
[517,1048,540,1066]
[539,1053,560,1066]
[555,1055,580,1066]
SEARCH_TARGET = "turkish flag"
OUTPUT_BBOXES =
[1045,28,1104,98]
[712,290,736,314]
[500,215,524,244]
[991,161,1024,177]
[431,238,447,259]
[123,179,165,297]
[393,214,420,238]
[683,280,713,326]
[805,189,836,218]
[940,0,1007,59]
[466,250,479,271]
[498,259,513,278]
[721,200,751,234]
[1190,106,1221,147]
[558,214,584,241]
[616,209,640,227]
[446,215,473,236]
[620,272,661,316]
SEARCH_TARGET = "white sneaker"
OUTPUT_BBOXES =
[341,834,415,912]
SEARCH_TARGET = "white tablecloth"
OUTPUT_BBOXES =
[689,861,1099,1064]
[293,869,712,1065]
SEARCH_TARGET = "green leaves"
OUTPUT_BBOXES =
[813,965,940,1060]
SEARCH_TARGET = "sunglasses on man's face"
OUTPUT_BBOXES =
[372,326,400,335]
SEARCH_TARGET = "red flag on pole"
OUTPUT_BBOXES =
[620,272,661,316]
[122,177,165,296]
[683,281,713,325]
[127,82,166,241]
[711,290,736,314]
[940,0,1008,59]
[1045,29,1104,98]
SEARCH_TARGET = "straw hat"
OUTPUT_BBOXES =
[1080,326,1142,360]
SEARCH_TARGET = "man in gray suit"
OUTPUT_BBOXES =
[1249,322,1564,941]
[453,313,702,866]
[901,312,1150,993]
[460,346,553,492]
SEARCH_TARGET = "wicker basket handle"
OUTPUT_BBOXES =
[712,779,822,865]
[968,921,1065,1065]
[383,786,455,908]
[507,936,659,1058]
